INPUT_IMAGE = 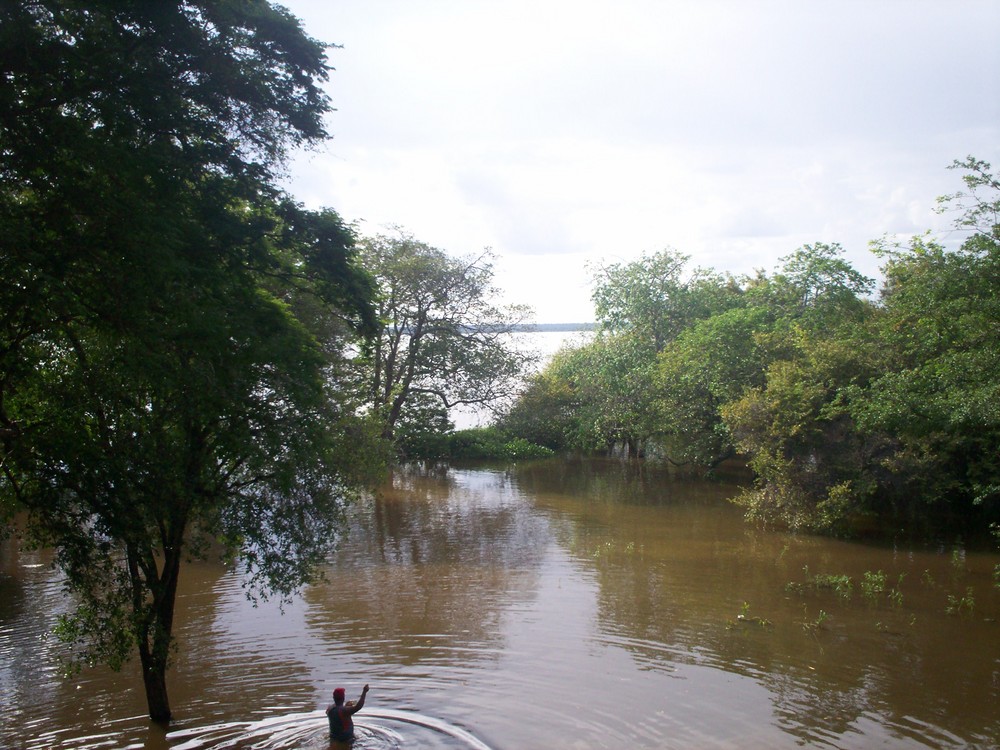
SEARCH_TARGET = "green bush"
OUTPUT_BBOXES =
[447,428,555,461]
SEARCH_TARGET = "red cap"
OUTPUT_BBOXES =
[333,687,346,700]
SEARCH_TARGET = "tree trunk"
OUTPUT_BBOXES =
[131,539,183,723]
[136,597,173,723]
[626,436,644,458]
[141,654,172,723]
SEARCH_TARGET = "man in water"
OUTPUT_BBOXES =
[327,683,369,744]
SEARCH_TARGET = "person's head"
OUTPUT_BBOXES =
[333,687,346,705]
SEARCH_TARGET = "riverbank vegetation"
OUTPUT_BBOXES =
[400,426,555,461]
[499,158,1000,541]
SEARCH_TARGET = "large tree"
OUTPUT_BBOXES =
[0,0,378,722]
[357,231,534,445]
[591,249,692,353]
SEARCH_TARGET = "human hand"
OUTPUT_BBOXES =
[363,684,369,693]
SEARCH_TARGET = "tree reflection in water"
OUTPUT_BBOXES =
[1,458,998,749]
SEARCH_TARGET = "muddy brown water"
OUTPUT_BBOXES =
[1,458,998,749]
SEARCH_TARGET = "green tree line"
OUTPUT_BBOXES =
[501,158,1000,539]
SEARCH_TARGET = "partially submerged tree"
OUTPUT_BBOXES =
[506,244,873,468]
[357,231,534,445]
[653,305,773,469]
[0,0,378,722]
[585,253,746,458]
[852,212,1000,529]
[724,165,1000,534]
[501,161,998,537]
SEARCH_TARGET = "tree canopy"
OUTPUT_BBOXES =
[355,231,534,450]
[1,0,379,722]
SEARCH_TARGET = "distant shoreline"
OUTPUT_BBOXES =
[461,323,595,333]
[508,323,596,332]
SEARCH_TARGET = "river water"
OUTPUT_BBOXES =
[2,458,999,749]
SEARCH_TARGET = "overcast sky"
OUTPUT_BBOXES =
[280,0,1000,323]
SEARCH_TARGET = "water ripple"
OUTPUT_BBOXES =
[166,709,494,750]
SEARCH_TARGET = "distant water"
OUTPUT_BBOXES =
[520,326,594,362]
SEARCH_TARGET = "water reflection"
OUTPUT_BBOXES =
[1,458,998,749]
[304,464,551,696]
[510,459,1000,748]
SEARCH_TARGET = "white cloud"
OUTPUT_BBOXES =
[281,0,1000,323]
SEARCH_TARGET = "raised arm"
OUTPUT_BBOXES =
[349,684,370,714]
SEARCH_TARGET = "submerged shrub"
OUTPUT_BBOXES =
[447,428,554,461]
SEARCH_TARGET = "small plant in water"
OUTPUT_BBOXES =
[951,548,966,572]
[798,605,829,632]
[945,587,976,616]
[786,569,852,598]
[815,573,853,598]
[591,541,609,559]
[592,540,641,560]
[861,570,886,600]
[726,601,771,629]
[888,574,905,608]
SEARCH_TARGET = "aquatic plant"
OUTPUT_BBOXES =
[945,587,976,616]
[861,570,886,600]
[726,601,772,629]
[786,567,853,598]
[592,540,616,559]
[798,605,830,632]
[950,549,966,573]
[592,540,641,561]
[815,573,853,598]
[888,574,906,607]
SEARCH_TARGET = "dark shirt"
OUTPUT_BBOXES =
[327,705,354,742]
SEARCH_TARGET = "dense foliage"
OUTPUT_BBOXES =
[399,426,554,462]
[502,159,1000,539]
[0,0,380,721]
